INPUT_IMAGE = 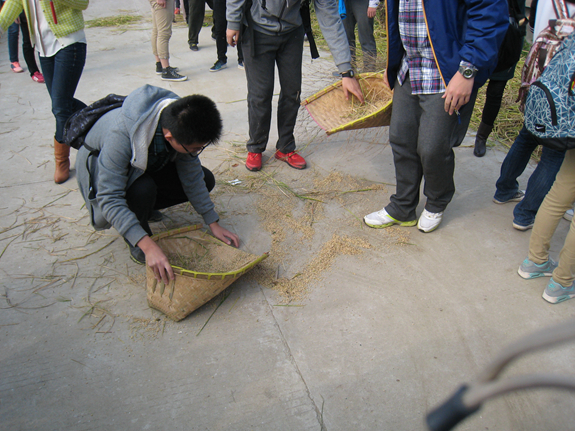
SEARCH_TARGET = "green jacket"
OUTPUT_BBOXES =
[0,0,88,40]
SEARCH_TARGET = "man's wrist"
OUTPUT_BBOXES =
[458,61,477,79]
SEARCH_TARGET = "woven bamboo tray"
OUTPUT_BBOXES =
[146,225,268,321]
[302,72,393,135]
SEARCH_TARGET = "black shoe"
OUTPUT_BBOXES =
[149,209,163,222]
[156,63,179,75]
[161,68,187,82]
[189,43,199,51]
[473,122,493,158]
[124,239,146,265]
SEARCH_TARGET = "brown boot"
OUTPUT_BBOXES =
[54,138,70,184]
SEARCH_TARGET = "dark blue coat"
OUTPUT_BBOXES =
[385,0,509,90]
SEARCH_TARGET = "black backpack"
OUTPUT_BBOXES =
[63,94,126,150]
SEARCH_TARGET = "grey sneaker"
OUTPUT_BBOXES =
[512,220,534,231]
[518,258,558,279]
[564,208,574,221]
[543,278,575,304]
[364,208,416,229]
[161,67,187,81]
[493,190,525,204]
[210,60,227,72]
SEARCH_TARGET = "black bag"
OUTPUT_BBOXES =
[63,94,126,150]
[493,0,526,73]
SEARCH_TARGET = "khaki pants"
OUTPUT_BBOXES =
[150,0,174,59]
[529,148,575,286]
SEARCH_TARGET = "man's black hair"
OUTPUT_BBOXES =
[160,95,222,147]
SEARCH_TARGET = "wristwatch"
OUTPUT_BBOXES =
[340,69,355,79]
[458,64,477,79]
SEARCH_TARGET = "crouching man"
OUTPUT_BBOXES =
[76,84,239,283]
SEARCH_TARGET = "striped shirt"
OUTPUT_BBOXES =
[397,0,445,94]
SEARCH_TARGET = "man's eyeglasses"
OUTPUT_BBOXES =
[182,143,209,157]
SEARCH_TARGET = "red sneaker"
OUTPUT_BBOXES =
[275,150,307,169]
[32,71,45,83]
[246,152,262,171]
[11,62,23,73]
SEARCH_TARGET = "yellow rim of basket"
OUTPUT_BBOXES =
[150,225,268,280]
[301,72,392,135]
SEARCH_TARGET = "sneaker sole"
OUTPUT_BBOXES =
[542,290,575,304]
[512,222,533,231]
[161,76,187,82]
[246,164,261,171]
[518,268,554,279]
[418,224,440,233]
[364,219,417,229]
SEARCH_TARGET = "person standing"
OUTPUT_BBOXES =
[0,0,89,184]
[363,0,508,233]
[150,0,187,81]
[6,12,45,82]
[209,0,243,71]
[226,0,364,172]
[343,0,378,72]
[188,0,212,50]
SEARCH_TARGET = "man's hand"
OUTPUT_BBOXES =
[209,222,240,247]
[137,236,174,284]
[442,72,474,115]
[342,77,365,104]
[367,7,377,18]
[382,68,390,88]
[227,29,239,47]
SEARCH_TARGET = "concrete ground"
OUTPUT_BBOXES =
[1,2,575,430]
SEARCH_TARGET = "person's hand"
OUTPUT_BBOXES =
[209,222,240,247]
[342,77,365,104]
[442,72,474,115]
[227,29,240,47]
[382,68,389,88]
[367,7,377,18]
[157,0,167,7]
[137,236,174,284]
[14,17,20,25]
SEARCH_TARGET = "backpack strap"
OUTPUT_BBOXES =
[553,0,570,20]
[300,0,319,59]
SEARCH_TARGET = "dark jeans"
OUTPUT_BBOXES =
[385,75,477,220]
[494,125,565,226]
[187,0,213,45]
[18,13,39,76]
[242,26,304,153]
[125,163,215,238]
[481,79,508,127]
[39,42,87,142]
[212,0,243,63]
[343,0,376,71]
[8,21,18,63]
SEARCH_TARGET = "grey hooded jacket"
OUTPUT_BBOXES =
[76,85,219,248]
[226,0,353,72]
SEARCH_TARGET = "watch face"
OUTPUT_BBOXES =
[463,69,473,78]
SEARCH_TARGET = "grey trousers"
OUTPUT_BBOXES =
[343,0,376,71]
[385,75,477,221]
[241,26,304,154]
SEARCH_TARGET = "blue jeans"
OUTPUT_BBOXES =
[39,43,87,142]
[494,125,565,226]
[8,22,19,63]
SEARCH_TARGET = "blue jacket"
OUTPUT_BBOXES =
[385,0,509,91]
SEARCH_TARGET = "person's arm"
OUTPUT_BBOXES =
[0,0,23,35]
[138,236,174,283]
[226,0,245,46]
[313,0,364,103]
[58,0,89,11]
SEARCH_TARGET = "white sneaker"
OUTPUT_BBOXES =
[364,208,417,229]
[564,208,574,222]
[417,209,443,233]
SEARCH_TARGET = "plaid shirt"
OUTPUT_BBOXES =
[397,0,445,95]
[147,123,178,173]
